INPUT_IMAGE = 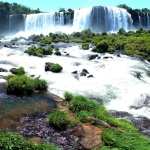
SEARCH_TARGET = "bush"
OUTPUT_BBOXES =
[82,43,89,50]
[0,132,58,150]
[7,75,47,96]
[48,110,70,130]
[69,95,98,113]
[92,41,109,53]
[64,92,73,102]
[25,46,45,57]
[10,67,25,75]
[50,64,63,73]
[77,111,93,123]
[25,46,53,57]
[34,77,48,91]
[102,128,150,150]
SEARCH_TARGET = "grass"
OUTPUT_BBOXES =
[102,128,150,150]
[0,131,58,150]
[48,110,71,130]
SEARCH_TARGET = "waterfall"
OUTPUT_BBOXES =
[9,14,26,33]
[73,8,92,31]
[147,13,150,28]
[25,13,56,34]
[4,5,150,36]
[91,6,133,32]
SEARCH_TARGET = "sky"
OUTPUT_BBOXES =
[1,0,150,11]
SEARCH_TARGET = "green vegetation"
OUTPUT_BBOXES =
[33,29,150,61]
[69,95,98,113]
[50,64,63,73]
[63,92,150,149]
[48,110,71,130]
[25,46,53,57]
[0,2,40,15]
[10,67,25,75]
[65,93,136,131]
[0,131,58,150]
[102,128,150,150]
[82,43,89,50]
[92,40,109,53]
[7,74,47,96]
[64,92,73,102]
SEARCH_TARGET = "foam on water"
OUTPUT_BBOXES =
[0,45,150,118]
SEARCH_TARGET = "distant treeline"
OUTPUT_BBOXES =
[118,4,150,13]
[0,1,41,15]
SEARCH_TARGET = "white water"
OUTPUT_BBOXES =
[13,6,133,36]
[0,43,150,118]
[73,8,92,31]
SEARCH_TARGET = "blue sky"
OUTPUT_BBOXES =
[2,0,149,11]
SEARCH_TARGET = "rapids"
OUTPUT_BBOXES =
[0,42,150,119]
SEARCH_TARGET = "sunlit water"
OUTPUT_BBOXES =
[0,43,150,118]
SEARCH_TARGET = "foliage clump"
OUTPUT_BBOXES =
[25,46,53,57]
[0,132,58,150]
[48,110,71,130]
[82,43,89,50]
[10,67,25,75]
[7,74,47,96]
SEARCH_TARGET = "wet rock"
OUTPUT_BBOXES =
[54,51,61,56]
[88,54,98,60]
[72,124,102,150]
[133,71,143,80]
[80,69,89,76]
[103,56,113,59]
[72,71,78,74]
[10,68,17,74]
[65,53,69,56]
[110,110,150,137]
[110,110,133,118]
[45,62,54,72]
[73,62,81,66]
[0,68,8,72]
[87,75,94,78]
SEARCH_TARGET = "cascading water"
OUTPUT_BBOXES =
[73,8,92,31]
[90,6,133,32]
[24,6,133,35]
[25,13,56,34]
[2,5,150,36]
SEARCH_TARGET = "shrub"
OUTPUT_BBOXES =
[102,128,150,150]
[10,67,25,75]
[64,92,73,102]
[77,111,93,123]
[82,43,89,50]
[25,46,45,57]
[48,110,70,130]
[0,132,58,150]
[25,46,53,57]
[43,46,53,55]
[33,77,48,91]
[69,95,98,113]
[7,75,47,96]
[50,64,63,73]
[92,41,109,53]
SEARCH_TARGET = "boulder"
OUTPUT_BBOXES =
[45,62,54,72]
[87,75,94,78]
[72,71,78,74]
[88,54,98,60]
[54,51,61,56]
[80,69,89,76]
[0,68,8,72]
[71,124,102,150]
